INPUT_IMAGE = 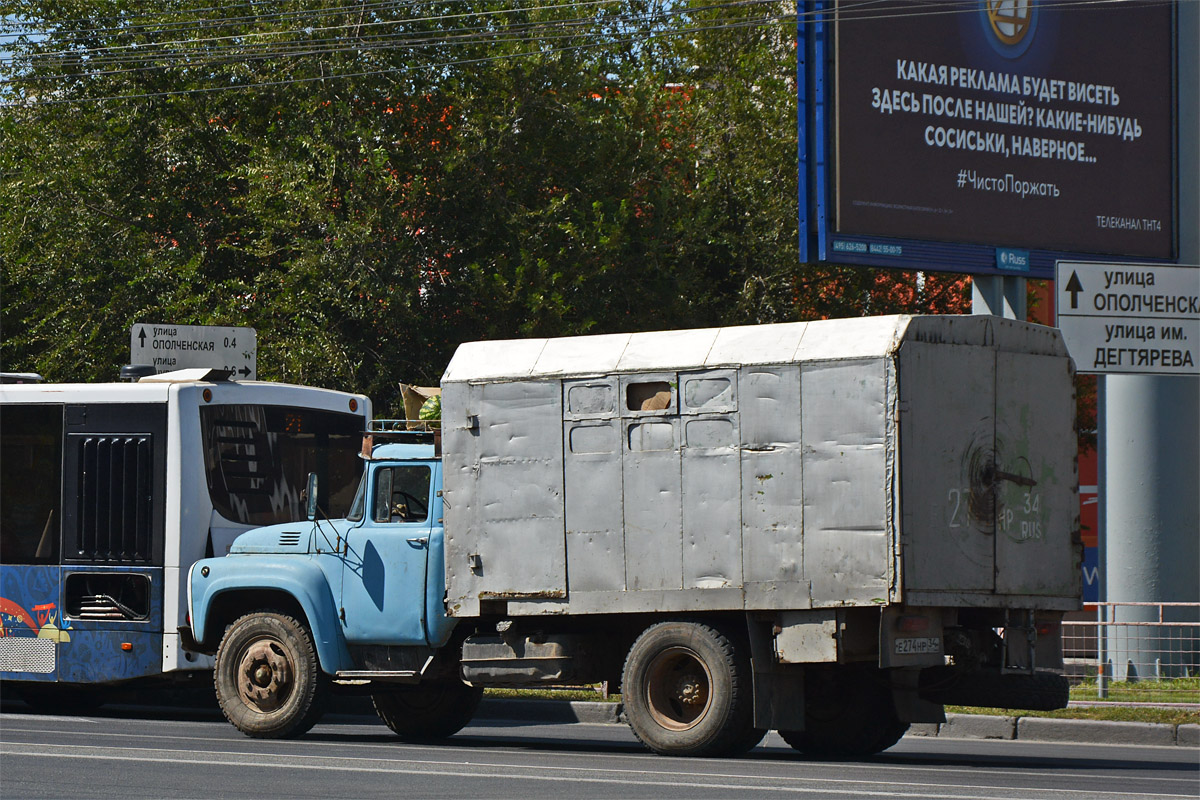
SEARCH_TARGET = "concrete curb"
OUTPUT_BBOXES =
[1017,717,1178,746]
[476,703,1198,747]
[938,713,1018,740]
[886,712,1196,747]
[1178,724,1199,747]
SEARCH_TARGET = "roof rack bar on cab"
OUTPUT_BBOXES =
[361,419,441,459]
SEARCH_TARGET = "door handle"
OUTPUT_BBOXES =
[407,536,429,548]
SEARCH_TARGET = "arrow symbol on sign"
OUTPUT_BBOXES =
[238,366,251,377]
[1065,271,1083,309]
[138,328,147,347]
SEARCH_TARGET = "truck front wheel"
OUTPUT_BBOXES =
[214,612,327,739]
[372,680,483,740]
[622,621,760,757]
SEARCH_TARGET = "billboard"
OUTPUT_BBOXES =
[801,0,1177,277]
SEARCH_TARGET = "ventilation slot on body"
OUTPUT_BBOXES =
[76,436,153,562]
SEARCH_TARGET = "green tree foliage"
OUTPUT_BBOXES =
[1,1,967,412]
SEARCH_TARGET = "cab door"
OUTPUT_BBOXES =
[338,463,432,645]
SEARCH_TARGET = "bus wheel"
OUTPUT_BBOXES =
[622,621,758,757]
[17,683,106,714]
[372,680,483,740]
[214,611,326,739]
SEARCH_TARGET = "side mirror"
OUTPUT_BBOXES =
[305,472,319,521]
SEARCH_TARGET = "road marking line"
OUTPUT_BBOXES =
[0,744,1189,799]
[1,723,1192,789]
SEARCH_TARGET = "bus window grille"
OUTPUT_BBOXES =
[76,436,153,563]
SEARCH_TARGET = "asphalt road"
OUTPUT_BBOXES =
[1,706,1196,800]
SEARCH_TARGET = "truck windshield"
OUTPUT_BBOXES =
[346,470,367,522]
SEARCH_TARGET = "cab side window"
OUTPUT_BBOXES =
[372,466,431,523]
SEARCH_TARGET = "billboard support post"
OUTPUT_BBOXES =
[971,275,1027,320]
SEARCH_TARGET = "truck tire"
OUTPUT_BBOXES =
[779,665,909,759]
[372,680,483,740]
[622,621,757,757]
[214,612,326,739]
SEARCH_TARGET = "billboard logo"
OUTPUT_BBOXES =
[995,247,1030,272]
[981,0,1037,58]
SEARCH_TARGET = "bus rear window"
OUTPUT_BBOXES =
[201,405,363,526]
[0,404,63,564]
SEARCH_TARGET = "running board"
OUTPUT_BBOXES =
[334,669,421,684]
[334,651,436,684]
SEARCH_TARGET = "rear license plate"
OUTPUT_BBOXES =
[895,636,942,655]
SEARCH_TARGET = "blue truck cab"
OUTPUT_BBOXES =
[186,424,476,739]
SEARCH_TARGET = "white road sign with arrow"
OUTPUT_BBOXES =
[1055,261,1199,376]
[130,324,257,379]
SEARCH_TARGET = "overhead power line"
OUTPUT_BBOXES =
[3,0,766,71]
[1,11,798,106]
[2,0,784,63]
[0,0,1175,107]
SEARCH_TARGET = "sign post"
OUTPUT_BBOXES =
[1056,260,1199,680]
[129,324,257,379]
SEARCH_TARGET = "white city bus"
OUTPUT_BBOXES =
[0,369,369,705]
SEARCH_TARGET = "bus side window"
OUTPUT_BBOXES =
[0,404,63,565]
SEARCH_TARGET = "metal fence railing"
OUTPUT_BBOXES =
[1062,602,1200,705]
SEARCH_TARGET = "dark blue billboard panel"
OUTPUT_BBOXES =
[802,0,1176,277]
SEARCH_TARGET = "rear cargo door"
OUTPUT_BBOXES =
[993,352,1078,597]
[899,343,997,594]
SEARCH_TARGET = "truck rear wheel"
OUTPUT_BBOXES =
[372,680,483,740]
[780,665,909,759]
[622,621,758,757]
[214,612,326,739]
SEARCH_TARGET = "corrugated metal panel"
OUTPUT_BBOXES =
[446,380,566,602]
[441,315,918,384]
[442,381,481,614]
[617,328,721,373]
[682,413,742,590]
[738,366,805,599]
[905,315,1070,357]
[537,333,631,376]
[623,417,682,591]
[801,359,890,606]
[898,342,996,594]
[680,370,742,591]
[441,337,548,382]
[797,316,909,362]
[680,369,738,415]
[564,418,625,592]
[993,351,1079,598]
[706,322,808,367]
